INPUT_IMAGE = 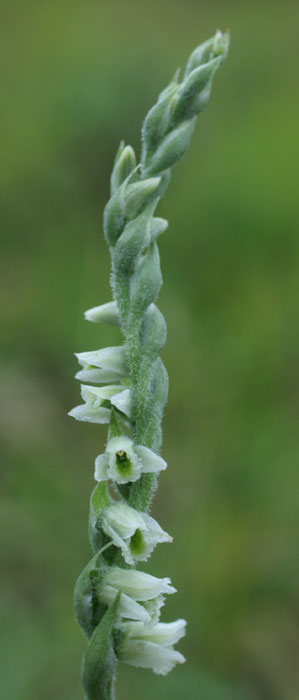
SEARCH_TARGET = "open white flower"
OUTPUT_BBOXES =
[99,567,176,624]
[75,346,127,384]
[95,436,166,484]
[100,503,172,565]
[118,619,186,675]
[68,384,131,424]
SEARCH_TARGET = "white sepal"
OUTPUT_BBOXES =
[100,503,172,565]
[68,403,111,424]
[134,445,166,474]
[75,368,119,384]
[94,436,166,484]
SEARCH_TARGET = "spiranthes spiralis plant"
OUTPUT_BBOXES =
[69,30,229,700]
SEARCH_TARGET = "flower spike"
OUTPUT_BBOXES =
[70,30,229,699]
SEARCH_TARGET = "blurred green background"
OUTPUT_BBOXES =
[1,1,299,698]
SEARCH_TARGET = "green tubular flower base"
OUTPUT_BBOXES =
[70,29,229,700]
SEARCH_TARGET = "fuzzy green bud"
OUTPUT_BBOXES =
[129,242,162,320]
[113,206,152,274]
[110,141,137,195]
[141,86,178,165]
[172,56,222,124]
[124,178,161,220]
[143,119,195,176]
[184,29,230,77]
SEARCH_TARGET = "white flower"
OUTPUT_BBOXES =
[100,503,172,565]
[95,436,167,484]
[99,567,176,624]
[84,300,120,325]
[68,384,131,424]
[74,346,127,384]
[118,619,186,675]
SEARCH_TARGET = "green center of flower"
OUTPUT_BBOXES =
[115,450,132,476]
[129,528,145,556]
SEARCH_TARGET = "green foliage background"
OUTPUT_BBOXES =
[1,1,298,698]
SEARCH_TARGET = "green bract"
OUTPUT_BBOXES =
[70,30,229,699]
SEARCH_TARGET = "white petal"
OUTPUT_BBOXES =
[94,454,109,481]
[106,436,134,454]
[104,567,176,601]
[120,639,185,675]
[81,384,125,404]
[100,584,151,623]
[84,301,120,325]
[111,389,131,418]
[121,619,186,646]
[75,368,124,384]
[134,445,167,474]
[68,404,111,424]
[75,347,126,373]
[101,504,146,540]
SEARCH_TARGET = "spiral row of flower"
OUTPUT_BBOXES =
[70,31,229,700]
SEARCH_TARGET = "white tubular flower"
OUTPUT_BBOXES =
[84,300,120,325]
[75,346,127,384]
[99,567,176,624]
[68,385,131,424]
[95,436,167,484]
[118,619,186,675]
[101,503,172,565]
